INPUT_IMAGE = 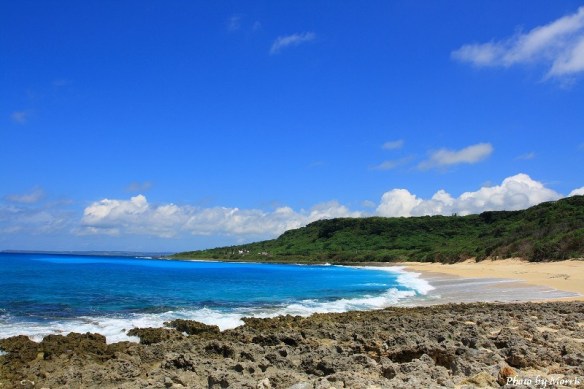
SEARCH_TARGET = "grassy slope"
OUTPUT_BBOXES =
[173,195,584,263]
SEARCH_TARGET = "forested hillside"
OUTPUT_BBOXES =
[173,195,584,263]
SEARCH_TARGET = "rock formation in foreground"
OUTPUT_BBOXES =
[1,302,583,388]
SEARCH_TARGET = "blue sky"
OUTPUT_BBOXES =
[2,1,584,252]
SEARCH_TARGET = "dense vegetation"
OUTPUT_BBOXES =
[173,195,584,263]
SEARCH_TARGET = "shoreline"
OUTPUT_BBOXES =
[394,258,584,302]
[171,256,584,304]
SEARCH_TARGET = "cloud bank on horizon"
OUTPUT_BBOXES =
[76,174,584,238]
[79,174,584,239]
[2,174,582,248]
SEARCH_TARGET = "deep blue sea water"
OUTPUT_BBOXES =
[0,252,432,342]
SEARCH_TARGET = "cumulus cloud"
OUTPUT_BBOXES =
[4,188,45,204]
[452,6,584,78]
[79,174,583,239]
[382,140,404,150]
[3,174,582,243]
[377,189,423,217]
[418,143,493,170]
[376,173,561,217]
[80,195,361,239]
[569,187,584,196]
[270,32,316,54]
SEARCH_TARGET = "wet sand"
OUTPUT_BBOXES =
[396,258,584,303]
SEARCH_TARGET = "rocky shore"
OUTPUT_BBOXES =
[1,302,583,388]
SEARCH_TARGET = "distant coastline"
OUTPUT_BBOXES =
[0,249,173,258]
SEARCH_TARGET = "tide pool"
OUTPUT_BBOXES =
[0,252,432,342]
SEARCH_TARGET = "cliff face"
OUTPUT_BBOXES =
[175,195,584,263]
[1,302,583,388]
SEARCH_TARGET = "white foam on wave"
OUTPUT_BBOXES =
[0,310,245,344]
[343,265,435,295]
[273,288,417,317]
[394,268,435,295]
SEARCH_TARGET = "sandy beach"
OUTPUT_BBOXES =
[397,258,584,302]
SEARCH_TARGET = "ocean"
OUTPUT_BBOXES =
[0,252,433,343]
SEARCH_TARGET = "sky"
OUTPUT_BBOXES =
[1,1,584,252]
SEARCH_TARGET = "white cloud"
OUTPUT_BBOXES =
[2,174,582,244]
[4,188,45,204]
[373,158,410,171]
[362,200,377,209]
[270,32,316,54]
[419,143,493,170]
[0,201,73,235]
[569,187,584,196]
[382,140,404,150]
[376,173,561,217]
[376,189,423,217]
[80,195,361,239]
[452,6,584,78]
[305,201,361,223]
[79,174,580,239]
[374,160,400,171]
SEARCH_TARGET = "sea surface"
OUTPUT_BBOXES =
[0,252,432,343]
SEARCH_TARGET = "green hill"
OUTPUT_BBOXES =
[173,195,584,263]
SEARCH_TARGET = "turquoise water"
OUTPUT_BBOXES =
[0,252,432,342]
